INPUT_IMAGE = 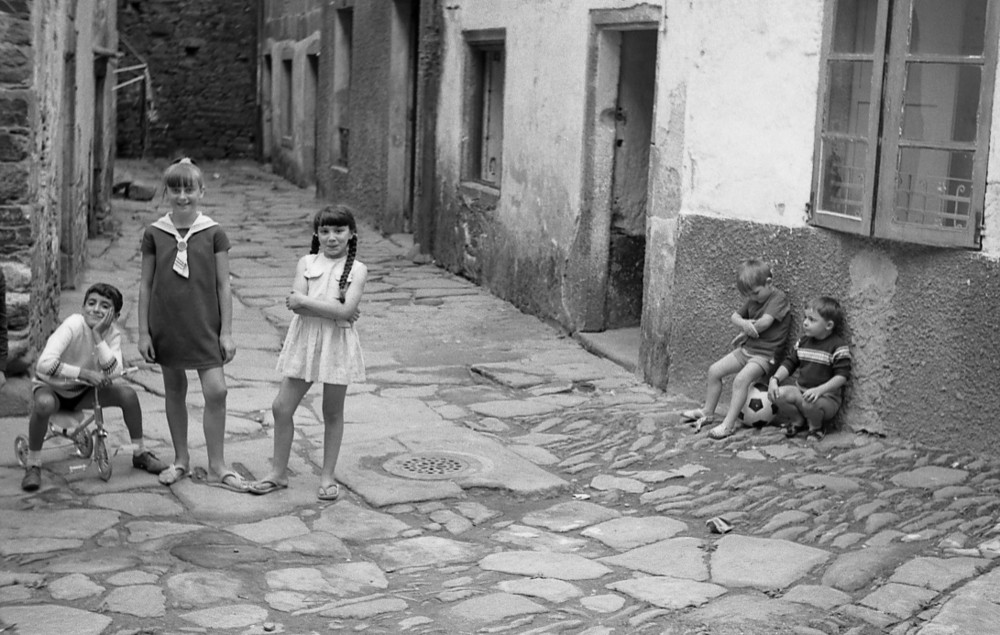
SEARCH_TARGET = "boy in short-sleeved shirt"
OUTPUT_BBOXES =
[680,259,792,440]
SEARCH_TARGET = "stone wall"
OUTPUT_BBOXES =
[29,0,73,372]
[1,0,117,381]
[0,3,46,374]
[116,0,258,159]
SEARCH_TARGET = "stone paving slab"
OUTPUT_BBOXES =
[5,160,1000,634]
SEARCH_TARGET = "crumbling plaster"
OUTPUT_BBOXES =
[262,33,320,187]
[428,0,1000,452]
[645,0,1000,452]
[670,214,1000,454]
[435,0,651,319]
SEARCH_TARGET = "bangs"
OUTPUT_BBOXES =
[164,164,203,189]
[313,206,356,232]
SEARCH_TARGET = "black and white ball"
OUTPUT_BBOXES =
[739,382,777,427]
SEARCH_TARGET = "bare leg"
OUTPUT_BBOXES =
[702,352,744,419]
[773,385,806,430]
[198,366,229,478]
[319,383,347,491]
[161,367,190,470]
[715,363,765,433]
[802,395,840,432]
[263,377,312,484]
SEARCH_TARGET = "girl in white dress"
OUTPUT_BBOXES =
[250,205,367,500]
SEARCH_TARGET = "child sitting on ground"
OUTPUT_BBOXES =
[768,296,851,441]
[681,259,792,440]
[21,283,167,491]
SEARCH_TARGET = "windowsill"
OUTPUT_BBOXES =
[459,180,501,205]
[332,164,349,174]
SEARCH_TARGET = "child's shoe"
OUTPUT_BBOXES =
[21,466,41,492]
[783,420,806,438]
[691,415,715,433]
[806,430,826,442]
[681,408,706,421]
[132,450,168,474]
[708,421,737,440]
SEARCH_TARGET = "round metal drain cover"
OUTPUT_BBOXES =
[383,452,481,481]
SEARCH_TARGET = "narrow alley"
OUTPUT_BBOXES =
[1,161,998,635]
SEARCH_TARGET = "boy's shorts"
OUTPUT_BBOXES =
[32,384,93,412]
[734,347,774,374]
[795,383,843,409]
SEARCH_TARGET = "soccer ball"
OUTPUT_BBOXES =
[739,382,777,427]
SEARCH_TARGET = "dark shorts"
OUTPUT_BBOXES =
[33,385,94,412]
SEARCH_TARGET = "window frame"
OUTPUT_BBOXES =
[281,56,294,146]
[810,0,999,248]
[462,29,506,190]
[332,7,353,168]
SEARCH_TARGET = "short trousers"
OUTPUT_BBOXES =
[795,383,843,409]
[733,347,774,374]
[33,384,93,412]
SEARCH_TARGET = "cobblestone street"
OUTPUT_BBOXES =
[1,161,999,634]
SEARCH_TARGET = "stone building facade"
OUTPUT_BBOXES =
[258,0,323,186]
[426,0,1000,454]
[0,0,117,376]
[258,0,1000,455]
[259,0,439,235]
[116,0,257,159]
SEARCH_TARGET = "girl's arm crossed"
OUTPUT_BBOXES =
[289,262,368,321]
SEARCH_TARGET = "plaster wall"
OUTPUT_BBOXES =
[63,0,99,289]
[645,0,1000,453]
[427,0,1000,452]
[262,34,320,186]
[435,0,652,317]
[671,215,1000,454]
[346,1,398,230]
[667,1,823,225]
[314,0,433,234]
[643,0,824,382]
[260,0,322,186]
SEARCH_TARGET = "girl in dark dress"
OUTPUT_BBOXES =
[138,158,248,492]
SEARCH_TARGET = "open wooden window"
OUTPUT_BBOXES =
[812,0,998,248]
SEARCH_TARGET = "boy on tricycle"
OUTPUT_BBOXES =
[20,283,166,491]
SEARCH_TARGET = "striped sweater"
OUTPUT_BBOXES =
[780,334,851,391]
[33,314,122,398]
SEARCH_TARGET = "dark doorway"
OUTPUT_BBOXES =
[389,0,420,232]
[606,29,656,329]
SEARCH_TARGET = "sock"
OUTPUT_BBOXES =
[26,451,42,467]
[131,438,145,456]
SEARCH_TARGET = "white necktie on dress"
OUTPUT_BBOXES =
[151,213,219,278]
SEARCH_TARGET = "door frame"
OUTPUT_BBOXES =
[565,6,660,332]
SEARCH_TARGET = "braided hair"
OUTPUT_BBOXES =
[310,205,358,303]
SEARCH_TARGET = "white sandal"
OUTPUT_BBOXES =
[708,422,737,440]
[681,408,706,421]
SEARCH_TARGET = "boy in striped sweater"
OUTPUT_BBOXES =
[21,283,166,491]
[767,296,852,441]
